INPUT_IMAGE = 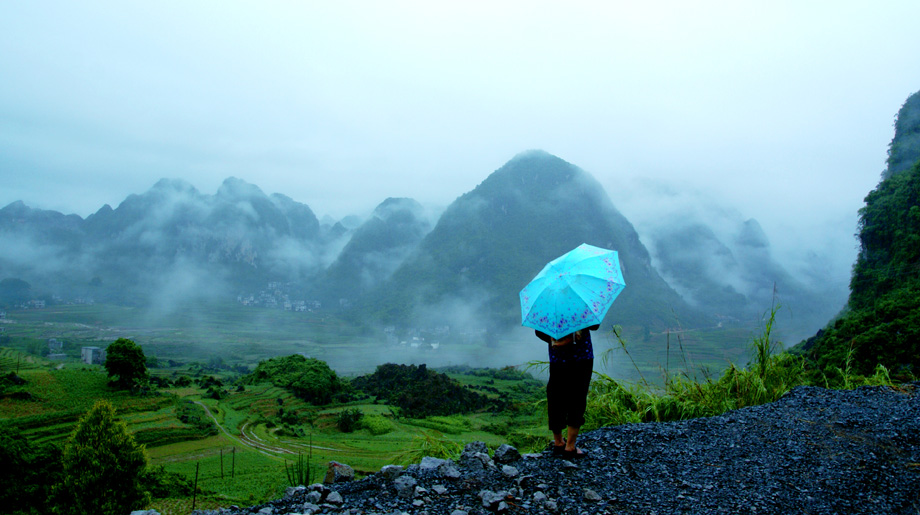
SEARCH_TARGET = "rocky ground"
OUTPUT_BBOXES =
[163,383,920,515]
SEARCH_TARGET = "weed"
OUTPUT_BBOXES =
[394,430,462,465]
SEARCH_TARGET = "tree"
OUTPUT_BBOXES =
[56,400,149,515]
[104,338,149,390]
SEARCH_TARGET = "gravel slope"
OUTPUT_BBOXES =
[187,383,920,515]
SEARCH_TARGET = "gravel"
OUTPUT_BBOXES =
[188,383,920,515]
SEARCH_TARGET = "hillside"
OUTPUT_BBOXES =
[797,88,920,378]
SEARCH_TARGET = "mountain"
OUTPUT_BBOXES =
[315,198,432,305]
[796,89,920,379]
[363,150,702,333]
[647,216,843,338]
[0,177,330,304]
[884,89,920,179]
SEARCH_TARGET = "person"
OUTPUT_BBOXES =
[535,324,599,460]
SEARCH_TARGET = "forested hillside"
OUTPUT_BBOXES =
[798,90,920,378]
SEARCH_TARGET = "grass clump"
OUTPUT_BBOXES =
[585,303,808,429]
[359,414,394,435]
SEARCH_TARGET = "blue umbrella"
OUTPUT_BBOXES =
[520,243,626,340]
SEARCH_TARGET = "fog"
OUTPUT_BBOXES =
[2,1,919,374]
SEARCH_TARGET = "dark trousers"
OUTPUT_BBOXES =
[547,358,594,432]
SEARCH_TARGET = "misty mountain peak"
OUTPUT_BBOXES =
[373,197,425,222]
[0,200,30,217]
[151,178,199,195]
[736,218,769,248]
[217,177,267,201]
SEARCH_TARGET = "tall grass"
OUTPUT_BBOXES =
[585,303,808,429]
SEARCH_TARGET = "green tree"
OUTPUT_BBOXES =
[56,400,150,515]
[104,338,149,390]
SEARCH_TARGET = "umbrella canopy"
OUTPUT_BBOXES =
[520,243,626,340]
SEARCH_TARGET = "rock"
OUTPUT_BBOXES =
[379,464,404,480]
[284,485,307,499]
[325,490,344,505]
[131,511,161,515]
[433,484,448,495]
[324,461,355,484]
[480,489,510,510]
[439,462,462,479]
[450,510,468,515]
[300,502,320,514]
[533,491,547,504]
[394,475,418,499]
[584,488,602,501]
[304,491,322,504]
[420,456,450,470]
[501,465,519,478]
[463,441,489,455]
[473,451,494,468]
[493,444,521,463]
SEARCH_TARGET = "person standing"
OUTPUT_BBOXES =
[535,323,598,459]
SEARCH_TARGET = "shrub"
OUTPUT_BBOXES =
[360,414,394,435]
[336,408,363,433]
[56,400,149,514]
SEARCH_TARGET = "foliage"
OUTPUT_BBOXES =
[586,306,809,429]
[351,363,502,418]
[56,400,150,515]
[0,428,62,515]
[175,401,218,435]
[336,407,363,433]
[885,89,920,178]
[141,465,195,499]
[797,160,920,380]
[394,430,463,465]
[105,338,149,391]
[359,414,395,435]
[240,354,344,405]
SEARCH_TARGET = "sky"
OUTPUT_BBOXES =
[2,1,920,283]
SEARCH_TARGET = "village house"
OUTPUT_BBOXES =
[81,346,106,365]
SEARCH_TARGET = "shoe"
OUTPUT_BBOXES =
[551,445,565,456]
[561,448,587,460]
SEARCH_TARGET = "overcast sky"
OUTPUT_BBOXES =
[2,1,920,278]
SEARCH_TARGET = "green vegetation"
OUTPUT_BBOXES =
[350,363,504,418]
[240,354,346,404]
[796,160,920,381]
[57,400,150,515]
[105,338,149,390]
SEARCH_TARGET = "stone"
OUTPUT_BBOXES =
[474,451,494,468]
[493,444,521,463]
[501,465,519,478]
[463,441,489,455]
[420,456,450,470]
[131,511,161,515]
[439,462,462,479]
[433,484,448,495]
[450,510,468,515]
[480,489,510,509]
[584,488,602,502]
[533,491,548,504]
[379,464,404,480]
[305,491,322,504]
[324,461,355,484]
[301,502,321,514]
[394,475,418,499]
[284,485,307,499]
[326,491,344,505]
